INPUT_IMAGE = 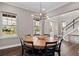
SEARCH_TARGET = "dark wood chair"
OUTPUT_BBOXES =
[25,34,31,36]
[23,41,35,56]
[44,42,57,56]
[19,37,35,56]
[54,38,63,56]
[44,34,50,37]
[19,37,24,56]
[33,34,40,36]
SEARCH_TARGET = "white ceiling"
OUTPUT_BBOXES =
[4,2,68,13]
[51,9,79,22]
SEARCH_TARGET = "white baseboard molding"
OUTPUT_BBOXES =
[0,44,21,50]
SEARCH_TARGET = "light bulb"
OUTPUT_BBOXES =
[48,18,50,19]
[40,13,42,16]
[50,22,53,26]
[62,22,66,27]
[31,15,34,17]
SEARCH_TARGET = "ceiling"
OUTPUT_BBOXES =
[51,9,79,22]
[4,2,68,13]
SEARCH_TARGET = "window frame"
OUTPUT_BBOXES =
[33,20,41,35]
[0,12,17,38]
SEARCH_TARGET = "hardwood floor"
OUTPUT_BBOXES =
[0,46,22,56]
[61,41,79,56]
[0,41,79,56]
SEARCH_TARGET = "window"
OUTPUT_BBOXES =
[62,22,66,28]
[33,20,41,35]
[1,13,16,37]
[49,21,58,35]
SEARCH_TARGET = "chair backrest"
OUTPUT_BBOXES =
[33,34,40,36]
[18,37,24,55]
[25,34,31,37]
[19,36,33,55]
[19,36,33,48]
[24,41,34,48]
[45,42,57,48]
[57,38,63,49]
[19,37,24,46]
[44,34,50,37]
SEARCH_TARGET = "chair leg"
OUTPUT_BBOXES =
[53,52,55,56]
[58,51,61,56]
[21,46,24,56]
[22,48,24,56]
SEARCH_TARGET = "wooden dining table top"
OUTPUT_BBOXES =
[23,36,58,49]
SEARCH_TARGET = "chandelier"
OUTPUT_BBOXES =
[32,2,50,21]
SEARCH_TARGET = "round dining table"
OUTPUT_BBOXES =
[23,36,58,49]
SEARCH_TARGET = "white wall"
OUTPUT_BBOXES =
[0,2,38,48]
[1,2,79,47]
[47,2,79,41]
[0,2,37,37]
[47,2,79,35]
[68,35,79,44]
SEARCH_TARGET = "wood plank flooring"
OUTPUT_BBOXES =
[0,41,79,56]
[0,46,22,56]
[61,41,79,56]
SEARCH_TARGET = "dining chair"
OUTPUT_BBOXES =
[54,38,63,56]
[25,34,31,37]
[19,37,24,56]
[33,34,40,36]
[23,41,35,56]
[31,36,45,56]
[44,34,50,37]
[19,36,35,56]
[44,42,57,56]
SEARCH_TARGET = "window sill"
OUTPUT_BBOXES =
[0,35,18,39]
